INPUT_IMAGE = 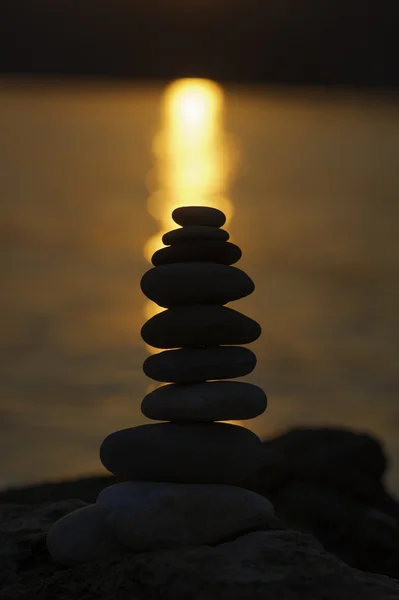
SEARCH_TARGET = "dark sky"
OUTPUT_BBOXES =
[1,0,398,87]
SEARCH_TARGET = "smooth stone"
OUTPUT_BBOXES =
[172,206,226,228]
[141,305,261,349]
[143,346,257,383]
[152,240,242,267]
[100,422,263,484]
[97,481,274,551]
[141,381,267,421]
[46,505,123,565]
[163,226,229,245]
[141,263,254,308]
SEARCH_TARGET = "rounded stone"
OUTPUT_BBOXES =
[141,305,261,349]
[97,481,274,552]
[100,422,263,484]
[172,206,226,228]
[141,381,267,421]
[151,241,242,267]
[143,346,257,383]
[46,505,123,565]
[162,226,229,245]
[141,263,254,308]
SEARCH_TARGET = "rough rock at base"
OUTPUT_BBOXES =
[1,501,399,600]
[256,427,387,497]
[243,427,399,579]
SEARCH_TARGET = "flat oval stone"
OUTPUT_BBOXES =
[141,305,261,349]
[46,505,123,565]
[97,482,274,552]
[143,346,256,383]
[172,206,226,228]
[152,241,242,267]
[163,226,229,245]
[100,422,263,484]
[141,381,267,421]
[141,263,254,308]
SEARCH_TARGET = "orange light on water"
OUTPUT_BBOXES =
[143,78,235,263]
[143,78,237,354]
[164,78,223,129]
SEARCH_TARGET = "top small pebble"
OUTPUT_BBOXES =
[172,206,226,228]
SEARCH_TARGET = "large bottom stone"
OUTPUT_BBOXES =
[141,381,267,421]
[46,505,123,566]
[100,422,263,484]
[143,346,256,383]
[97,481,275,552]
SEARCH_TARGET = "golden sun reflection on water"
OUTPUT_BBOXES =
[143,78,237,358]
[143,78,235,263]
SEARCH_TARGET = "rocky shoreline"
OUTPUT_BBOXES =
[1,499,398,600]
[2,427,399,599]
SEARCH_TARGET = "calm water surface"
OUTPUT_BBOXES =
[1,80,399,493]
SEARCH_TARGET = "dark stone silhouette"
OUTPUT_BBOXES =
[243,427,399,579]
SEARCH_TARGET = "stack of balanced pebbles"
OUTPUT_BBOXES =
[47,206,274,566]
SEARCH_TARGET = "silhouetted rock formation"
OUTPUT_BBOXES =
[2,427,399,579]
[243,427,399,579]
[46,205,273,564]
